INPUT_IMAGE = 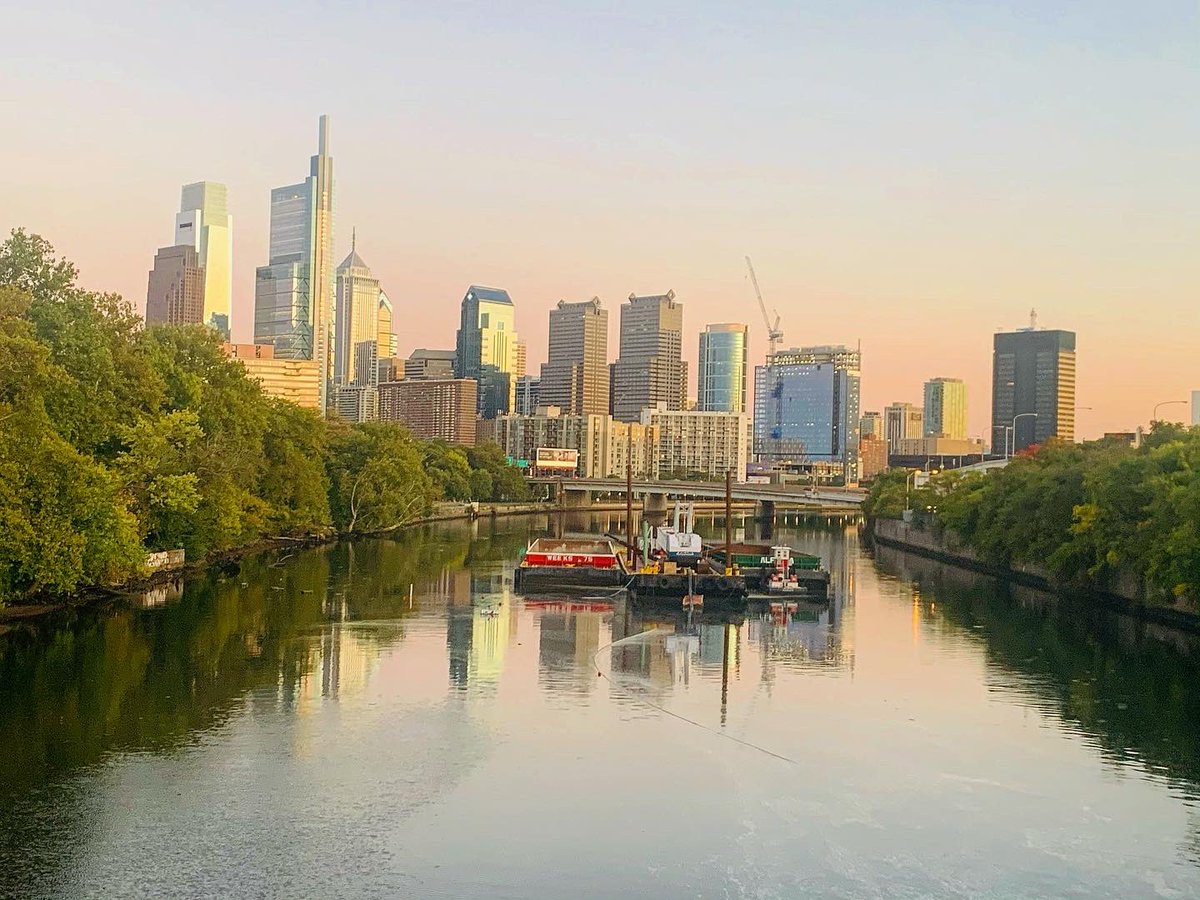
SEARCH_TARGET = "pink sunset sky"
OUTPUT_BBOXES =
[3,1,1197,439]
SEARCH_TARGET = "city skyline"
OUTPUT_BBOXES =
[4,3,1197,438]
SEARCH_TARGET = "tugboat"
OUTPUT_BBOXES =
[746,546,831,601]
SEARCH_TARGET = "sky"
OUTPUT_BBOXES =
[2,1,1198,439]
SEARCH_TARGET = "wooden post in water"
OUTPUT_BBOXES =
[724,468,733,574]
[625,428,634,569]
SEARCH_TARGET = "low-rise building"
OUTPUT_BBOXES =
[640,407,749,482]
[223,343,321,410]
[378,378,477,445]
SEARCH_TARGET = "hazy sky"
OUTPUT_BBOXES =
[3,1,1197,437]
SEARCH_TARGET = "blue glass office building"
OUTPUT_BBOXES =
[698,323,748,413]
[753,345,861,482]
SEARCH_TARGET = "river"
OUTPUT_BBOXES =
[1,513,1198,899]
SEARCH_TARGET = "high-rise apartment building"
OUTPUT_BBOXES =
[540,297,609,416]
[334,236,381,386]
[175,181,232,338]
[610,291,686,422]
[923,377,968,440]
[697,323,748,413]
[754,346,861,482]
[991,327,1076,453]
[515,375,542,416]
[1192,390,1200,427]
[493,409,659,479]
[641,409,750,482]
[145,245,205,327]
[455,286,520,418]
[254,116,335,409]
[884,402,924,454]
[860,411,884,442]
[378,378,477,445]
[515,339,527,379]
[405,349,457,380]
[859,434,889,480]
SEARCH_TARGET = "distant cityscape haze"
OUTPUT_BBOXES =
[3,1,1197,439]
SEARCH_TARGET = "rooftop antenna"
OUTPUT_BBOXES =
[1029,307,1038,330]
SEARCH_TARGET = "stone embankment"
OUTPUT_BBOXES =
[870,518,1199,631]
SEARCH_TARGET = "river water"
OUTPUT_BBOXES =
[2,513,1199,899]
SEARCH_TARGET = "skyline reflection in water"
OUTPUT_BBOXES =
[0,513,1198,898]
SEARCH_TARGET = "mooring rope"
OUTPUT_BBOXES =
[592,628,798,765]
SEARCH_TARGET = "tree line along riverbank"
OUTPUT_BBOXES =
[0,229,533,607]
[865,432,1200,617]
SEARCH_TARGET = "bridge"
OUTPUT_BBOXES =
[529,476,864,516]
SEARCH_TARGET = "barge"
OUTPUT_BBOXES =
[514,538,630,594]
[707,543,831,599]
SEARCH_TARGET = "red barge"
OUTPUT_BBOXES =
[514,538,629,593]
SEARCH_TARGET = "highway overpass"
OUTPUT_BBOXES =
[529,477,865,509]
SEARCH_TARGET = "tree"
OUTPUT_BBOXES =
[0,408,143,600]
[327,423,436,533]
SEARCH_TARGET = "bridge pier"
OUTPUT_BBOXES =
[758,499,776,523]
[643,492,668,526]
[561,488,593,508]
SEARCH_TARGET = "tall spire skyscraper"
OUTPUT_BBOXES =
[254,115,336,409]
[335,229,382,386]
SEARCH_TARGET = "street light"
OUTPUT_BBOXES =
[1152,400,1187,424]
[1007,412,1038,459]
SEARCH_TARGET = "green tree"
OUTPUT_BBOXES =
[327,423,436,533]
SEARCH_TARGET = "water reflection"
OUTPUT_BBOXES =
[0,514,1198,897]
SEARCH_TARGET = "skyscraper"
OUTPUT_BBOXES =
[377,291,397,359]
[145,245,205,327]
[334,233,381,386]
[174,181,232,338]
[540,297,609,416]
[697,323,748,413]
[923,377,968,440]
[454,285,519,418]
[991,326,1076,453]
[753,346,861,482]
[610,291,686,422]
[884,402,924,454]
[254,115,335,409]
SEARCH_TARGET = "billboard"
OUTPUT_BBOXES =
[536,447,579,470]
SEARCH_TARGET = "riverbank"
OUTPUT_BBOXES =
[0,498,762,624]
[869,518,1200,632]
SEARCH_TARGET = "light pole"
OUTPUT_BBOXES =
[905,469,919,513]
[1152,400,1187,425]
[1007,412,1037,459]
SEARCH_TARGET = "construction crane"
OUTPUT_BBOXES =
[745,255,783,358]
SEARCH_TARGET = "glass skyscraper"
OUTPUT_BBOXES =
[455,285,520,418]
[254,116,335,408]
[697,323,748,413]
[753,345,862,483]
[174,181,232,338]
